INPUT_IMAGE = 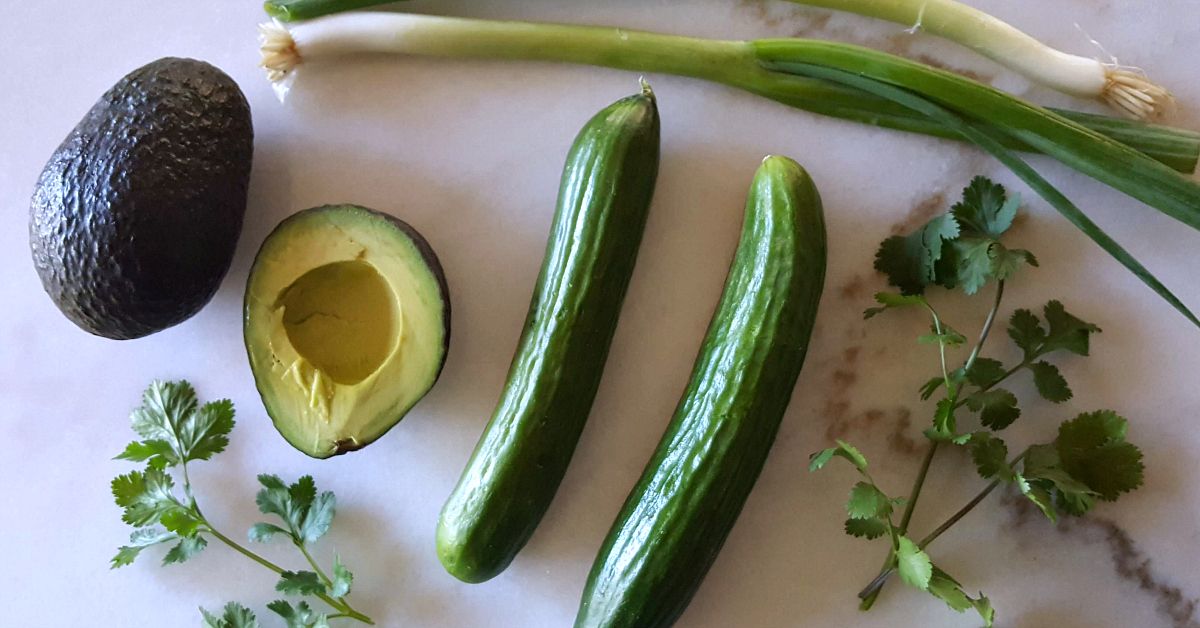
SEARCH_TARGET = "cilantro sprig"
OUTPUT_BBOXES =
[812,179,1144,626]
[111,381,374,627]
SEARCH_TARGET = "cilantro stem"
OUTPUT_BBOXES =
[963,280,1004,373]
[299,542,336,591]
[899,280,1007,535]
[927,306,952,387]
[917,481,1002,550]
[181,462,198,510]
[860,439,940,609]
[864,281,1008,610]
[205,526,375,624]
[951,362,1028,410]
[857,449,1030,601]
[206,525,287,575]
[896,444,937,536]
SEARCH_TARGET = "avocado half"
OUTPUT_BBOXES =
[244,205,451,458]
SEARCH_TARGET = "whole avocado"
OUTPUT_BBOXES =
[30,57,254,340]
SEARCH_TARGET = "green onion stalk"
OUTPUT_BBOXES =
[781,0,1173,120]
[259,13,1200,325]
[264,0,398,22]
[264,0,1173,121]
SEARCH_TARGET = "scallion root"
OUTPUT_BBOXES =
[1102,68,1174,120]
[259,20,300,82]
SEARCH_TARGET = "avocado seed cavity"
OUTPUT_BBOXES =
[279,260,399,386]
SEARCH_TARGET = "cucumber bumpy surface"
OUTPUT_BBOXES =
[576,156,828,628]
[437,86,661,584]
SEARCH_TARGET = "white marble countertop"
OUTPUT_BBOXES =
[3,1,1198,626]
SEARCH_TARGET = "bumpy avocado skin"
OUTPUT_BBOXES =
[30,57,254,339]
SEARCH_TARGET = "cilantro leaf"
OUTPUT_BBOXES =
[1022,443,1060,477]
[925,398,958,442]
[299,491,336,544]
[111,527,178,568]
[808,448,836,472]
[864,292,927,319]
[810,440,868,472]
[1030,361,1072,403]
[256,475,305,534]
[1023,466,1097,516]
[895,536,933,590]
[1007,302,1099,362]
[248,523,291,543]
[942,179,1034,292]
[918,376,945,401]
[845,485,891,519]
[258,474,288,491]
[113,467,184,527]
[845,517,888,539]
[131,381,198,443]
[276,570,327,596]
[975,595,996,626]
[918,323,967,347]
[201,607,221,628]
[178,399,235,464]
[949,237,994,295]
[847,482,893,519]
[163,535,208,565]
[969,434,1010,479]
[926,565,972,612]
[125,381,235,468]
[1042,300,1101,356]
[1015,473,1057,523]
[1057,410,1127,448]
[1024,467,1094,496]
[201,602,260,628]
[964,388,1021,430]
[115,440,175,465]
[268,600,329,628]
[1008,309,1046,359]
[921,367,966,401]
[989,242,1038,281]
[289,476,317,512]
[256,475,336,545]
[927,565,994,626]
[1056,412,1144,502]
[111,383,369,626]
[874,214,960,295]
[965,358,1006,388]
[161,509,205,537]
[331,554,353,598]
[1054,485,1097,516]
[951,176,1019,240]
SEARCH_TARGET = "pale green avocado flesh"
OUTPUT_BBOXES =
[244,205,450,458]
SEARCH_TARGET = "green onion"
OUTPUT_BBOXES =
[786,61,1197,326]
[754,40,1200,232]
[259,14,1198,173]
[780,0,1172,120]
[259,13,1200,324]
[738,74,1198,174]
[263,0,403,22]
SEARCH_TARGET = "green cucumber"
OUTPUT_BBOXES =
[437,85,661,584]
[575,156,827,628]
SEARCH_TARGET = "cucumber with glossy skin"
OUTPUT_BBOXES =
[437,85,660,584]
[575,156,827,628]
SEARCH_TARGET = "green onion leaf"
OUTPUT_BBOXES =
[777,62,1198,327]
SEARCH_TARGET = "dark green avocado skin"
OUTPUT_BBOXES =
[30,57,254,339]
